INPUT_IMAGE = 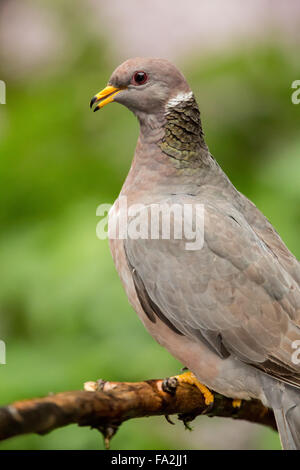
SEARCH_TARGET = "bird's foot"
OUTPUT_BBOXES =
[232,398,242,408]
[175,371,214,407]
[162,371,214,430]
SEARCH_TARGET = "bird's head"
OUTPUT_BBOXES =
[90,58,207,164]
[90,57,191,117]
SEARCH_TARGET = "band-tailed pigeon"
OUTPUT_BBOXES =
[90,58,300,449]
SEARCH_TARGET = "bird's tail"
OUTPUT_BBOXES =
[264,379,300,449]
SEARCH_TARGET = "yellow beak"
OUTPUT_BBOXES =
[90,85,123,111]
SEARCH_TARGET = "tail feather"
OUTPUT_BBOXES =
[267,382,300,450]
[273,406,299,450]
[285,400,300,448]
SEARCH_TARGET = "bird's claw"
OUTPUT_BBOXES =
[164,415,175,425]
[232,399,242,409]
[178,413,194,430]
[175,371,214,407]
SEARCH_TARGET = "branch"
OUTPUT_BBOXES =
[0,377,276,447]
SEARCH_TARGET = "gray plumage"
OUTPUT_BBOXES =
[91,58,300,449]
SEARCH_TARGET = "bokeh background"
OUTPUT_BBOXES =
[0,0,300,450]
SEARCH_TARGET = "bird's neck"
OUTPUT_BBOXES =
[121,97,228,201]
[120,94,219,201]
[136,92,211,171]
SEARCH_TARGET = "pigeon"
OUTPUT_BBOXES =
[90,58,300,449]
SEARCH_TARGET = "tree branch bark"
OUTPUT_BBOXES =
[0,376,277,447]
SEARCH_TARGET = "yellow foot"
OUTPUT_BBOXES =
[232,399,242,408]
[175,371,214,406]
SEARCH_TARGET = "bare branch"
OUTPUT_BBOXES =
[0,377,276,446]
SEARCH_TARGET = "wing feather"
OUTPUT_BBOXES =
[125,199,300,387]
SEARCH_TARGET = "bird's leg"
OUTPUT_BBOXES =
[174,371,214,407]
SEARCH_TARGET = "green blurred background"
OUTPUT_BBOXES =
[0,0,299,450]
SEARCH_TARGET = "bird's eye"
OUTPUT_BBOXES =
[132,71,148,86]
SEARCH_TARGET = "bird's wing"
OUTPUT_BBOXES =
[237,190,300,286]
[124,197,300,388]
